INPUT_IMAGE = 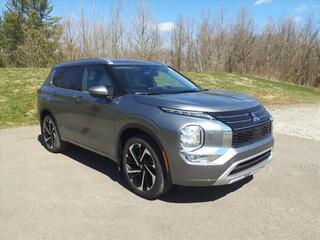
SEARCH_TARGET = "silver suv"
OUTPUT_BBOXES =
[38,58,274,199]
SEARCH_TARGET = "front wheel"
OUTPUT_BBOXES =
[122,135,171,199]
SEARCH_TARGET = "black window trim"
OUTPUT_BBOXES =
[50,64,126,98]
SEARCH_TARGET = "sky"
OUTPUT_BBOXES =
[1,0,320,31]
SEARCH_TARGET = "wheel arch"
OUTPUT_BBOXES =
[116,123,171,183]
[39,109,62,139]
[40,109,54,124]
[117,123,165,161]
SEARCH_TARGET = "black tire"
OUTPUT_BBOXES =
[122,135,171,199]
[41,115,68,153]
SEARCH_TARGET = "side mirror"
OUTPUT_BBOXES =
[88,85,111,98]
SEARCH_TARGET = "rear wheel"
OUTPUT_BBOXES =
[41,115,68,153]
[122,135,171,199]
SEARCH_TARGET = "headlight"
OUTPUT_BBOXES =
[180,125,204,152]
[269,111,273,121]
[160,107,214,120]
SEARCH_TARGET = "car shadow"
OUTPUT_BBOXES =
[38,135,253,203]
[37,135,130,191]
[159,176,252,203]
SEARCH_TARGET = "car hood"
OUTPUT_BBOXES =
[133,90,260,112]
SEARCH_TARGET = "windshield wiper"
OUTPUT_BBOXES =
[169,89,206,94]
[134,88,209,95]
[134,91,162,95]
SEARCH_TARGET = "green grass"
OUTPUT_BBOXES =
[185,72,320,106]
[0,68,319,128]
[0,68,50,128]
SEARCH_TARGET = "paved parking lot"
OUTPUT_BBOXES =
[0,126,319,240]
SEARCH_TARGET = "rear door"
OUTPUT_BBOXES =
[50,66,84,141]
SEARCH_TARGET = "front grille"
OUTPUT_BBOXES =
[232,121,272,147]
[230,150,271,175]
[209,105,270,130]
[209,105,272,147]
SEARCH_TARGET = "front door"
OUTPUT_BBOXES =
[76,65,119,157]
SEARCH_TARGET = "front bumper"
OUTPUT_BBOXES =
[213,147,272,185]
[169,135,274,187]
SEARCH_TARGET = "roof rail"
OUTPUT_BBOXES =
[57,58,112,65]
[102,58,113,64]
[149,60,163,65]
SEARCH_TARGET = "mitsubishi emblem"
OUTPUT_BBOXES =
[249,112,260,122]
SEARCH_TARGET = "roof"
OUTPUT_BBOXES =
[54,58,164,68]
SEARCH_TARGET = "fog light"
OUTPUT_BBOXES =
[182,153,211,164]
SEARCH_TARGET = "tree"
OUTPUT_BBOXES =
[0,15,4,66]
[109,1,124,58]
[171,15,186,70]
[0,0,62,66]
[184,17,197,71]
[196,11,215,72]
[226,7,255,73]
[0,0,27,65]
[131,1,162,60]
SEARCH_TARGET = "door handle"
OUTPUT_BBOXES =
[73,95,82,103]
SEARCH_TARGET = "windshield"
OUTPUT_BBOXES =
[111,65,200,95]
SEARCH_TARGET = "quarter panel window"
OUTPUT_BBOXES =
[52,66,83,91]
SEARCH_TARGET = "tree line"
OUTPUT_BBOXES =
[1,0,320,87]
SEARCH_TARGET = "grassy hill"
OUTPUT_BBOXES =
[1,68,319,128]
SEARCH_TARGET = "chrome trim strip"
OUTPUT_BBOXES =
[232,120,271,130]
[213,106,265,119]
[214,148,273,186]
[254,107,264,114]
[227,119,251,124]
[216,113,250,118]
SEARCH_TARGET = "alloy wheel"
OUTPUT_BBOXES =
[125,143,157,191]
[43,117,57,149]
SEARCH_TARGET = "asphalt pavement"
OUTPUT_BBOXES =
[0,126,319,240]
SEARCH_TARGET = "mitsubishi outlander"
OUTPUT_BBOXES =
[38,58,274,199]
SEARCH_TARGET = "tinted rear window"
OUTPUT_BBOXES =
[52,66,84,91]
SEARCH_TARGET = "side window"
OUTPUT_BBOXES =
[52,66,83,91]
[82,65,114,96]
